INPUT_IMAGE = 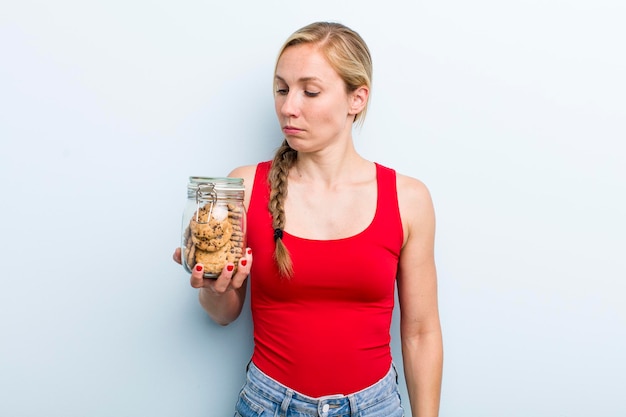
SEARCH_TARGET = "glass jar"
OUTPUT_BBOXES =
[181,177,246,279]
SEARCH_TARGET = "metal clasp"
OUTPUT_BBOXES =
[195,182,217,223]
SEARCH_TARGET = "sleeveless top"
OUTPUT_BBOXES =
[246,161,404,397]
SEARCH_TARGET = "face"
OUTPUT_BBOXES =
[274,43,367,153]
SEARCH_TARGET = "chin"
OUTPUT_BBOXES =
[284,137,305,151]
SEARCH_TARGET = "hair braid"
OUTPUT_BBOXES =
[268,140,297,277]
[267,22,372,277]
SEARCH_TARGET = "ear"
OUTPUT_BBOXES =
[348,86,369,116]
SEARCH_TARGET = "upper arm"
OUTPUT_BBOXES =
[396,174,440,338]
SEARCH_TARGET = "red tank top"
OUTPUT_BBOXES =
[247,161,403,397]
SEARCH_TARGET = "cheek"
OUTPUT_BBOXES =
[318,100,350,124]
[312,96,342,118]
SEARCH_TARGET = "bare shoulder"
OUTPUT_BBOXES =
[228,164,257,182]
[228,164,259,209]
[395,172,436,244]
[396,172,434,213]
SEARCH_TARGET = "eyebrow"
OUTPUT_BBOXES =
[275,75,322,83]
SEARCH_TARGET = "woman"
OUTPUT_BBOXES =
[174,21,443,417]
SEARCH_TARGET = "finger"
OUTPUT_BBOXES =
[231,248,252,288]
[212,263,236,293]
[173,247,182,264]
[190,263,205,288]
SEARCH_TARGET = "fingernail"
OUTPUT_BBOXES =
[241,259,247,267]
[227,265,234,272]
[195,265,203,272]
[247,248,252,255]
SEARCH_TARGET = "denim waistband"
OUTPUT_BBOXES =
[244,361,399,416]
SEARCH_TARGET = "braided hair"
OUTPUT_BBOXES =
[268,22,372,277]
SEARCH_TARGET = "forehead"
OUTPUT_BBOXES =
[275,43,340,83]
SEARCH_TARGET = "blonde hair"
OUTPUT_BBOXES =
[269,22,373,277]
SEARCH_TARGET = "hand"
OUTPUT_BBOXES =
[172,247,183,264]
[172,247,252,293]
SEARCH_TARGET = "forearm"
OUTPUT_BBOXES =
[199,286,246,326]
[402,329,443,417]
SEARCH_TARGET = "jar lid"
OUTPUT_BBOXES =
[188,176,243,189]
[187,177,244,199]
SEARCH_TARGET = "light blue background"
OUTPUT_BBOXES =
[1,1,625,416]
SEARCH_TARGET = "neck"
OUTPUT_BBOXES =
[291,146,371,187]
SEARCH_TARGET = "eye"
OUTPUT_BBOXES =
[275,88,289,95]
[304,91,320,97]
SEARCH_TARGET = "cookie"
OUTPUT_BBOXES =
[228,211,243,222]
[191,222,233,251]
[195,241,236,274]
[186,243,196,268]
[190,210,233,251]
[230,233,245,243]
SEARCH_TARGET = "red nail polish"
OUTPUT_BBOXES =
[241,259,247,267]
[195,265,202,272]
[247,248,252,255]
[227,265,234,272]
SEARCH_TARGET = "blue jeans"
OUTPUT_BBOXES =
[234,361,404,417]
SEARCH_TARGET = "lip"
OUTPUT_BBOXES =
[282,125,303,135]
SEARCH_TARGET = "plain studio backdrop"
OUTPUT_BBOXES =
[1,1,624,416]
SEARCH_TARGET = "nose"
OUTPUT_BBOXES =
[278,91,300,118]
